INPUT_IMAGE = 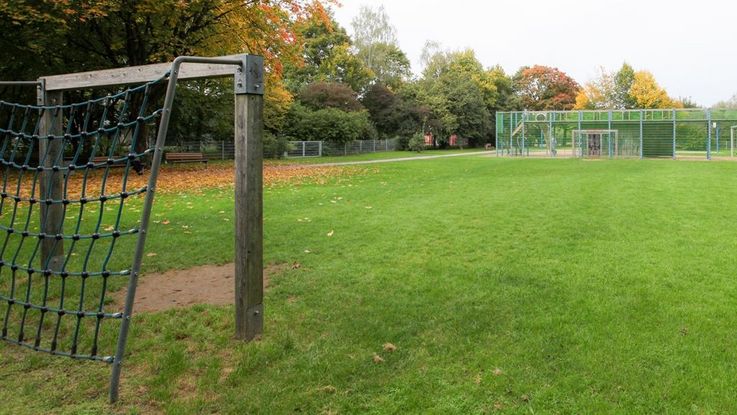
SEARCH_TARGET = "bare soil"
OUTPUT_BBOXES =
[114,262,290,313]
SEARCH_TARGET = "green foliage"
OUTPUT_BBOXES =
[263,133,293,159]
[408,133,425,152]
[284,102,374,143]
[285,12,372,93]
[350,5,411,89]
[168,80,232,145]
[416,47,494,146]
[613,63,637,108]
[298,82,363,112]
[361,83,426,140]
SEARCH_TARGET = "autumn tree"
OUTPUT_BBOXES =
[574,63,642,110]
[513,65,580,110]
[0,0,332,146]
[629,71,676,109]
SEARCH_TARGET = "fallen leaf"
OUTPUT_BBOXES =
[161,220,170,225]
[520,394,530,402]
[493,368,503,376]
[383,343,397,353]
[304,249,311,254]
[327,230,334,237]
[291,262,301,269]
[372,353,384,364]
[146,252,157,257]
[474,373,482,385]
[319,385,337,394]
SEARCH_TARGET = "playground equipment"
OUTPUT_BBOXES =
[0,55,265,402]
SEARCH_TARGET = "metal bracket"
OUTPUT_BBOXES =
[235,55,264,95]
[36,79,46,106]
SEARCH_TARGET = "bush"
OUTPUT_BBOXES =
[408,133,425,152]
[263,133,293,159]
[284,102,375,144]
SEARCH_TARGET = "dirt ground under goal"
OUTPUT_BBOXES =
[113,263,292,313]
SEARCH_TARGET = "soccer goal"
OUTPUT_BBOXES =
[572,129,626,158]
[0,55,265,402]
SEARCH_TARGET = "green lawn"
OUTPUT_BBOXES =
[2,157,737,414]
[270,148,482,165]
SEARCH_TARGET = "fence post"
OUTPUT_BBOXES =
[319,141,323,157]
[302,141,306,157]
[707,109,712,160]
[576,111,582,157]
[640,110,645,159]
[521,111,526,156]
[608,110,612,158]
[672,110,676,159]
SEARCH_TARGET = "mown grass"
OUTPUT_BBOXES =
[2,156,737,414]
[269,148,482,165]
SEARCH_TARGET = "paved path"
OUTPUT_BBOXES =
[308,151,495,167]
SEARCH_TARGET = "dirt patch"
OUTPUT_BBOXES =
[114,262,290,313]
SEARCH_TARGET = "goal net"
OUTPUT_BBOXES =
[572,129,636,158]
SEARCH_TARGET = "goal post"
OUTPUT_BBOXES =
[572,129,620,158]
[0,54,265,403]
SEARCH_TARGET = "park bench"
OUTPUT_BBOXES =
[164,152,208,166]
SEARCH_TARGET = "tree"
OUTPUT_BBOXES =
[613,63,636,108]
[513,65,580,110]
[351,5,411,88]
[283,102,374,143]
[416,48,492,146]
[629,71,675,109]
[284,8,372,93]
[574,63,642,110]
[0,0,333,149]
[362,83,400,139]
[713,94,737,109]
[415,45,508,146]
[298,81,363,112]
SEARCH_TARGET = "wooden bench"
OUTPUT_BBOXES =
[164,152,208,166]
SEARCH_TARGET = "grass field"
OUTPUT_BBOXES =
[269,148,482,165]
[2,156,737,414]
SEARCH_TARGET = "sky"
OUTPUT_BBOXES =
[332,0,737,107]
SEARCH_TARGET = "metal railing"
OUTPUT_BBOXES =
[288,138,399,158]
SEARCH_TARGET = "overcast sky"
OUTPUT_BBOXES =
[332,0,737,107]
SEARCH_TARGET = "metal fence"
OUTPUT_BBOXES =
[496,109,737,160]
[171,138,400,159]
[173,141,236,159]
[287,138,399,158]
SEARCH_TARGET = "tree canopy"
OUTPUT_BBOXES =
[513,65,580,111]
